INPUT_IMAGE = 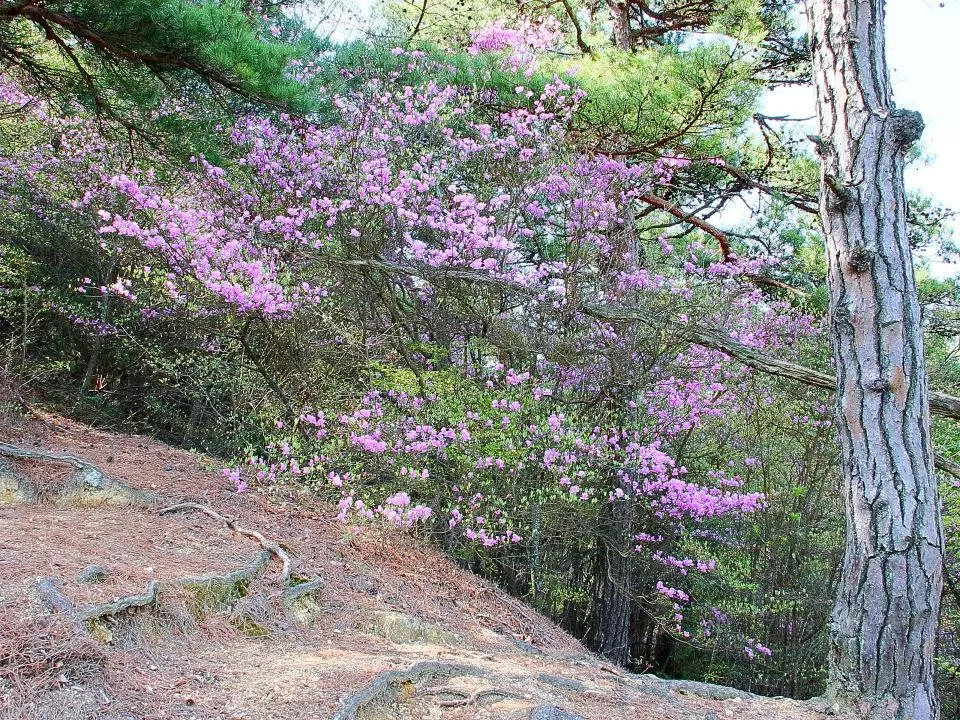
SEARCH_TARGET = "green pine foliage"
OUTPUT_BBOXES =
[0,0,317,117]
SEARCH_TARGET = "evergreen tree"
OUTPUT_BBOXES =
[0,0,315,121]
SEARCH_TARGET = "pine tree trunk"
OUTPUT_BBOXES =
[595,497,633,665]
[807,1,943,717]
[607,1,633,50]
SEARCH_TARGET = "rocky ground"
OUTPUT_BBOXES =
[0,407,840,720]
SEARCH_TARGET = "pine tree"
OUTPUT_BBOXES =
[0,0,315,120]
[808,0,942,716]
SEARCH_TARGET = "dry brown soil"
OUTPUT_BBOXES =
[0,408,837,720]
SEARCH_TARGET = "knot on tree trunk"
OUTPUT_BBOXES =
[847,244,872,273]
[865,377,889,393]
[891,109,924,148]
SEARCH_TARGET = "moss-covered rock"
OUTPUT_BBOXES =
[0,459,37,505]
[370,611,457,645]
[55,467,157,508]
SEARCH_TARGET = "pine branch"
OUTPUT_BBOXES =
[639,192,733,260]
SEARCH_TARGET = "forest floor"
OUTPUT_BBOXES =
[0,406,842,720]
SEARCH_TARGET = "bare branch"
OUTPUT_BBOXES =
[327,256,960,423]
[639,192,733,260]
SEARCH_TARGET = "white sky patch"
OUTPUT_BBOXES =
[299,0,376,42]
[889,0,960,266]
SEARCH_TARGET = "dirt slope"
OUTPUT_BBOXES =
[0,409,836,720]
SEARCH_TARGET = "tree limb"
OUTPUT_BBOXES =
[327,256,960,424]
[558,0,593,56]
[714,162,819,215]
[640,192,733,260]
[935,452,960,481]
[0,3,292,112]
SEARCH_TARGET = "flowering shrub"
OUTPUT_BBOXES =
[0,34,825,668]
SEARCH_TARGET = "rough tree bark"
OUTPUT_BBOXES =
[807,1,943,717]
[607,0,633,50]
[595,497,633,665]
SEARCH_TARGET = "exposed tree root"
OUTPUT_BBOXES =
[178,550,273,616]
[420,688,471,703]
[332,662,485,720]
[36,578,86,635]
[0,442,104,471]
[433,688,519,708]
[37,577,161,629]
[31,552,277,649]
[0,442,157,506]
[179,551,273,590]
[281,577,324,625]
[35,550,274,635]
[159,502,292,583]
[79,581,160,622]
[530,705,585,720]
[282,577,324,602]
[583,662,751,707]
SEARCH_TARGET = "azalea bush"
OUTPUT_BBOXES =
[0,20,846,691]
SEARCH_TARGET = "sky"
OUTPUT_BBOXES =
[888,0,960,258]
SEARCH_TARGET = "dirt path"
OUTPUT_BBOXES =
[0,410,836,720]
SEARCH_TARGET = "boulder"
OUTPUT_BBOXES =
[370,611,456,645]
[55,467,157,508]
[0,459,37,504]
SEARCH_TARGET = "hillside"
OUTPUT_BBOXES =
[0,408,837,720]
